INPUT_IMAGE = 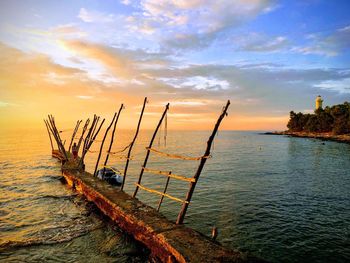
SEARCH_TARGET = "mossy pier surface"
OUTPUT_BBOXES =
[54,154,263,262]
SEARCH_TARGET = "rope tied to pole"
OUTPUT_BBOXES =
[146,147,211,161]
[107,142,132,155]
[142,167,196,182]
[135,183,189,204]
[107,154,133,160]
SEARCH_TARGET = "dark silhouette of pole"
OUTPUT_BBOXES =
[68,120,81,152]
[77,119,90,154]
[176,100,230,224]
[133,103,169,198]
[103,104,124,168]
[93,112,117,176]
[44,119,54,151]
[121,97,147,190]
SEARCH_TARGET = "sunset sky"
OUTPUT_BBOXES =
[1,0,349,130]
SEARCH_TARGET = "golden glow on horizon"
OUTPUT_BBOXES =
[0,42,288,131]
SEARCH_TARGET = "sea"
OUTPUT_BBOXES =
[0,127,349,262]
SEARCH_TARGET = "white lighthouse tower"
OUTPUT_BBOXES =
[315,95,323,110]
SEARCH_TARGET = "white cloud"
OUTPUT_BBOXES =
[0,101,19,107]
[76,95,93,99]
[78,8,116,23]
[314,78,350,94]
[235,33,288,52]
[292,24,350,57]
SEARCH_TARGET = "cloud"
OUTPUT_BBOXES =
[123,0,276,50]
[314,78,350,94]
[234,33,288,52]
[0,101,19,107]
[76,95,94,99]
[292,24,350,56]
[78,8,116,23]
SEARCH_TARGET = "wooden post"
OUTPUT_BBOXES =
[133,103,169,198]
[47,115,68,160]
[176,100,230,224]
[44,119,54,151]
[157,172,171,211]
[68,120,81,152]
[121,97,147,190]
[80,117,105,167]
[93,113,117,176]
[77,119,90,154]
[103,104,124,168]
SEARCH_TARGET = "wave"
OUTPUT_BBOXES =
[0,222,103,252]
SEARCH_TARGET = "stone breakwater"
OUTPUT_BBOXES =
[264,131,350,144]
[59,159,265,263]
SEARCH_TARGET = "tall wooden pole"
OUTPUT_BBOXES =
[80,117,105,167]
[103,104,124,168]
[133,103,169,198]
[93,113,117,176]
[44,119,54,151]
[68,120,81,152]
[47,115,68,160]
[121,97,147,190]
[77,119,90,154]
[176,100,230,224]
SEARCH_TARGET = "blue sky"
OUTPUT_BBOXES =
[0,0,349,129]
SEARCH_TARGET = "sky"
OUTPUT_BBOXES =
[0,0,349,130]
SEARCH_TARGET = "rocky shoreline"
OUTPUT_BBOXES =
[264,131,350,145]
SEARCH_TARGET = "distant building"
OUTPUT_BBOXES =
[315,95,323,110]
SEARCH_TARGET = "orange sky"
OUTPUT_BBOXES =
[0,42,288,131]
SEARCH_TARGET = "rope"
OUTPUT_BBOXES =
[108,155,133,160]
[143,167,196,182]
[108,142,132,154]
[135,183,189,203]
[87,149,98,153]
[146,147,211,161]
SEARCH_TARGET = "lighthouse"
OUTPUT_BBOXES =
[315,95,323,110]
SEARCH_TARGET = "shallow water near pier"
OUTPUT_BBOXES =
[0,127,349,262]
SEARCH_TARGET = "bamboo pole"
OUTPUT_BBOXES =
[176,100,230,224]
[80,117,105,167]
[157,172,171,211]
[43,119,54,151]
[121,97,147,190]
[68,120,81,152]
[93,113,117,176]
[77,119,90,154]
[47,115,68,160]
[103,104,124,169]
[133,103,169,198]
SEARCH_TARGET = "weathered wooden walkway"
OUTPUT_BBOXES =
[58,158,264,263]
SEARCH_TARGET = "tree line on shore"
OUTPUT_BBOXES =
[287,101,350,135]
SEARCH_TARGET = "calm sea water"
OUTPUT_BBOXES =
[0,127,349,262]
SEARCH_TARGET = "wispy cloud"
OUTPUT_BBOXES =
[234,33,288,52]
[78,8,116,23]
[292,24,350,57]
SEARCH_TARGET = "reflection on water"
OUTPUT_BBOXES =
[0,127,349,262]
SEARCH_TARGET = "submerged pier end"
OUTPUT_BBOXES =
[60,162,262,263]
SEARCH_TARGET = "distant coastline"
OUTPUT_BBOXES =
[264,131,350,145]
